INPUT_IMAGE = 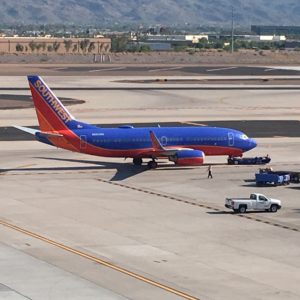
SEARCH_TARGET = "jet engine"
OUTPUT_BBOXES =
[170,149,205,166]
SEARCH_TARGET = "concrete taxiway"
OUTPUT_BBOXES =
[0,75,300,300]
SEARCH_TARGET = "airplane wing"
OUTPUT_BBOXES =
[138,131,194,157]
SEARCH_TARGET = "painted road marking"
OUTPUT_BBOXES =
[97,179,300,233]
[148,67,182,73]
[206,67,237,72]
[1,169,298,233]
[0,219,199,300]
[88,67,126,73]
[264,69,275,72]
[14,164,36,169]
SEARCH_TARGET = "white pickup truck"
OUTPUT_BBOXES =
[225,193,281,213]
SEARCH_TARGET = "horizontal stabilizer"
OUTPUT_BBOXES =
[13,125,39,135]
[14,126,63,139]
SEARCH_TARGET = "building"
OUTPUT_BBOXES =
[146,34,208,44]
[251,25,300,36]
[0,37,111,54]
[243,35,286,42]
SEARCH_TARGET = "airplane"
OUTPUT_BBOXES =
[15,75,257,169]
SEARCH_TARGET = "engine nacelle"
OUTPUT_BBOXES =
[171,149,205,166]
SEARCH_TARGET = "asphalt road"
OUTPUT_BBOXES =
[2,120,300,141]
[2,65,300,76]
[42,65,300,76]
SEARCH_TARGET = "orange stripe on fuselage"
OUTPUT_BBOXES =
[35,107,79,152]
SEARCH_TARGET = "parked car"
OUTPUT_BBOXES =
[225,193,282,213]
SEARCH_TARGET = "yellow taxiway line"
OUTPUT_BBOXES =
[0,219,199,300]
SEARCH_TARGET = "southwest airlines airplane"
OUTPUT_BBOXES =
[15,75,257,168]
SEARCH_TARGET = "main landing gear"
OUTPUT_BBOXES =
[132,157,158,169]
[147,160,158,169]
[133,157,143,166]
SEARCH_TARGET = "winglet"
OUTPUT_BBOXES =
[149,131,165,151]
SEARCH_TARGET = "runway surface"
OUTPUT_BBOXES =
[1,74,300,300]
[1,64,300,76]
[1,139,300,300]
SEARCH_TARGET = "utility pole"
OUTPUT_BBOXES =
[231,6,234,53]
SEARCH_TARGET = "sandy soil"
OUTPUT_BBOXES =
[1,49,300,65]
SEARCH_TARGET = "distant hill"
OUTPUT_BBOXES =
[1,0,300,26]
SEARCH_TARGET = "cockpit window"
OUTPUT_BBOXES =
[240,134,248,140]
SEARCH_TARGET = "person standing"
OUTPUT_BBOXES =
[207,165,213,179]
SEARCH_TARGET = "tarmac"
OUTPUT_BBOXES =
[0,73,300,300]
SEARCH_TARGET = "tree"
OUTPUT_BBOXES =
[29,41,36,52]
[16,43,24,52]
[53,42,60,52]
[64,39,72,52]
[88,42,95,52]
[80,39,90,53]
[111,36,128,52]
[139,44,151,52]
[72,44,78,52]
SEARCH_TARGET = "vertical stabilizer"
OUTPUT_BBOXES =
[27,75,76,132]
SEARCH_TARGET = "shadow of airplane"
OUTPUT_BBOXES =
[0,157,148,181]
[36,157,150,181]
[0,157,229,181]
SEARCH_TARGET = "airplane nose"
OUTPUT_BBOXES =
[248,138,257,150]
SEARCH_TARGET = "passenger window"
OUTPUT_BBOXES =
[259,196,266,201]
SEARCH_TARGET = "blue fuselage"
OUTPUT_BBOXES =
[59,125,257,158]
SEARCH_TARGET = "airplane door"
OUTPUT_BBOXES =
[160,136,168,146]
[80,135,87,150]
[256,195,268,210]
[228,132,234,146]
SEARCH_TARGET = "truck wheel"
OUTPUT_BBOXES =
[270,205,278,213]
[238,206,247,214]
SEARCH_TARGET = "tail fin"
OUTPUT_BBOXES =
[27,75,77,132]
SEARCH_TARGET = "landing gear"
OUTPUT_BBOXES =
[147,160,158,169]
[133,157,143,166]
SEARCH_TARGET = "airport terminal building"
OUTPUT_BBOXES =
[0,36,111,54]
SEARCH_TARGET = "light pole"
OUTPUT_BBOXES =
[231,6,234,53]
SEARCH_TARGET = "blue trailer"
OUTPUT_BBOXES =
[255,173,290,186]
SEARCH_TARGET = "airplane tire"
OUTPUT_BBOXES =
[148,161,158,169]
[133,157,143,166]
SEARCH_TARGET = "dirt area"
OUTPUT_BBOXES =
[1,50,300,65]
